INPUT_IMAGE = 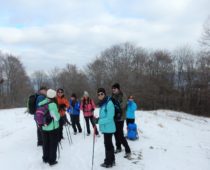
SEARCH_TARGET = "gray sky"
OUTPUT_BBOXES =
[0,0,209,74]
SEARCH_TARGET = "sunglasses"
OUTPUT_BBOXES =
[97,92,104,96]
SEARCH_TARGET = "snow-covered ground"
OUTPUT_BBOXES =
[0,108,210,170]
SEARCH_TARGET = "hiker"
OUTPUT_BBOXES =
[96,88,116,168]
[111,83,131,159]
[35,86,48,146]
[126,95,137,126]
[56,88,70,141]
[80,91,99,136]
[67,93,82,135]
[38,89,60,166]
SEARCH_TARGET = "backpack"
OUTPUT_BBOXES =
[110,97,122,121]
[27,94,38,115]
[35,103,53,127]
[127,123,139,140]
[105,97,122,121]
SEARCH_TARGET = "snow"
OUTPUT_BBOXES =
[0,108,210,170]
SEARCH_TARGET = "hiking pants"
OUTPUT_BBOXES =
[84,115,99,135]
[59,116,65,140]
[104,133,115,165]
[70,115,82,133]
[126,118,135,126]
[37,125,43,144]
[42,128,59,164]
[114,120,131,153]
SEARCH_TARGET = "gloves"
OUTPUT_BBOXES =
[59,104,66,111]
[93,117,99,124]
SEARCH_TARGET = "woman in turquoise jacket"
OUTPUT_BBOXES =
[38,89,60,166]
[126,95,137,126]
[97,88,116,168]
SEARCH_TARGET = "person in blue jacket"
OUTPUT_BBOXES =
[126,95,137,126]
[67,93,82,135]
[97,88,116,168]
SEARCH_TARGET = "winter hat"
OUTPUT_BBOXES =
[112,83,120,89]
[47,89,56,99]
[71,93,77,98]
[97,88,106,95]
[83,91,89,97]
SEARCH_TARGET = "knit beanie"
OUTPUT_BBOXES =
[47,89,56,99]
[112,83,120,89]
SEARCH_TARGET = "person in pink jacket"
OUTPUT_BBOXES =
[80,91,99,136]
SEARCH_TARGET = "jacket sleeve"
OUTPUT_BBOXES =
[91,99,96,109]
[38,98,49,106]
[64,98,70,108]
[75,101,80,111]
[133,102,137,111]
[99,101,114,125]
[80,101,83,110]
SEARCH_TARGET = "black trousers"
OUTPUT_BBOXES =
[126,118,135,126]
[114,121,131,153]
[42,128,59,164]
[37,125,43,144]
[70,115,82,133]
[84,116,98,135]
[104,133,115,165]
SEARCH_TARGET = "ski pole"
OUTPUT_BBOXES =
[83,116,86,139]
[57,142,60,159]
[91,126,96,170]
[67,124,73,144]
[65,125,71,145]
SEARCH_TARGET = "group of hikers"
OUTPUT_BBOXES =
[29,83,138,168]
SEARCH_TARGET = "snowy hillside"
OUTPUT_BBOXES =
[0,108,210,170]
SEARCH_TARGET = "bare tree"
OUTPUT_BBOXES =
[31,71,49,90]
[200,16,210,54]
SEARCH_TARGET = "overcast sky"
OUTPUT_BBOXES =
[0,0,209,74]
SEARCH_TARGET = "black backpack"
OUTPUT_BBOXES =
[105,97,122,121]
[27,94,38,115]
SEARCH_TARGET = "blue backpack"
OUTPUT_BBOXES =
[127,123,139,140]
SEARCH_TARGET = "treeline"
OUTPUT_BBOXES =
[0,52,33,108]
[0,42,210,117]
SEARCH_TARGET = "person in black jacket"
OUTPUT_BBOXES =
[112,83,131,159]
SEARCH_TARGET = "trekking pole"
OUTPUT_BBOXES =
[67,124,73,144]
[83,116,86,139]
[57,142,61,159]
[91,126,96,170]
[65,125,71,145]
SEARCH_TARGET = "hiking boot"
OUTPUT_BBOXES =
[100,163,112,168]
[49,161,58,166]
[87,133,90,136]
[42,157,48,163]
[74,132,77,135]
[124,152,131,159]
[37,141,43,146]
[114,148,122,154]
[112,161,116,166]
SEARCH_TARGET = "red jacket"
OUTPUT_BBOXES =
[56,96,70,117]
[80,98,96,117]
